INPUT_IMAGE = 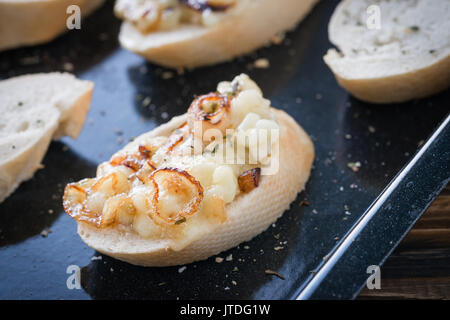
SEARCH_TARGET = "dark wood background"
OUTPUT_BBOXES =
[358,184,450,299]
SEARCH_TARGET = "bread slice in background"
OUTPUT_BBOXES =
[0,73,94,203]
[0,0,105,52]
[118,0,319,68]
[324,0,450,104]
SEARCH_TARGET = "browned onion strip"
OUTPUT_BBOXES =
[63,183,104,228]
[63,173,132,229]
[136,161,158,184]
[117,157,142,171]
[165,122,189,152]
[149,168,204,225]
[147,161,157,171]
[238,168,261,193]
[138,145,153,158]
[110,144,157,172]
[187,93,231,139]
[190,93,230,122]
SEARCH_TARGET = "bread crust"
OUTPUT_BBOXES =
[0,0,104,52]
[78,109,314,266]
[324,50,450,104]
[118,0,318,68]
[0,124,56,203]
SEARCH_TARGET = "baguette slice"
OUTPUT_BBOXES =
[118,0,319,68]
[324,0,450,104]
[0,0,105,52]
[77,108,314,266]
[0,73,94,203]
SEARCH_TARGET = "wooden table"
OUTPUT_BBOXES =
[358,185,450,299]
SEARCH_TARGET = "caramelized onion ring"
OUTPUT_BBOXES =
[63,181,104,227]
[63,173,131,228]
[110,144,156,172]
[149,168,204,225]
[138,145,153,158]
[187,93,232,138]
[165,122,189,152]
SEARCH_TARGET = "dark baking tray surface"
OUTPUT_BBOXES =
[0,1,448,300]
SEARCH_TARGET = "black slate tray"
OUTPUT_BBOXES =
[0,1,448,300]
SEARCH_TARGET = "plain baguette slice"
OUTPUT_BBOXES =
[118,0,319,68]
[0,0,105,52]
[78,109,314,266]
[0,73,94,203]
[324,0,450,104]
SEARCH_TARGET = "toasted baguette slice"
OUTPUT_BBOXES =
[118,0,318,68]
[0,0,105,52]
[65,74,314,266]
[0,73,94,203]
[324,0,450,104]
[76,109,314,266]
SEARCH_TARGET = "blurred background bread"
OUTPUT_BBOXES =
[324,0,450,104]
[0,0,104,51]
[116,0,319,68]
